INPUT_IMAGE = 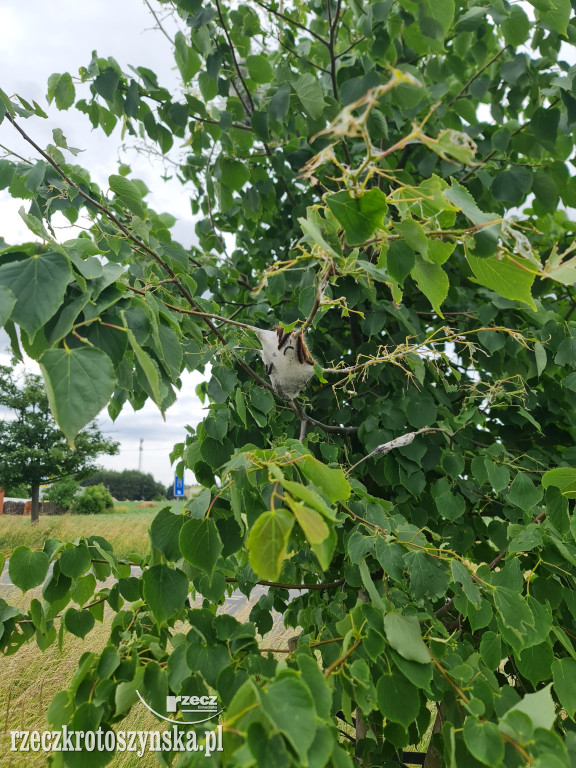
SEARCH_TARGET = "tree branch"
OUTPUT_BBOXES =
[291,398,359,434]
[447,47,508,108]
[252,0,331,47]
[323,637,362,678]
[215,0,255,115]
[143,0,175,46]
[225,576,345,590]
[5,114,227,345]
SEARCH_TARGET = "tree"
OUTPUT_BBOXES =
[43,476,80,508]
[0,366,118,522]
[83,469,166,500]
[2,1,576,765]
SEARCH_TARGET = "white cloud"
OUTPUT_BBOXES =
[0,1,210,484]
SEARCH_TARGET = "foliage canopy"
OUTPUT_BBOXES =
[2,0,576,765]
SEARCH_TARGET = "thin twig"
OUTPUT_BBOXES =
[215,0,254,114]
[447,47,508,107]
[323,638,362,678]
[143,0,175,45]
[292,398,359,434]
[252,0,331,47]
[5,114,227,345]
[225,576,345,590]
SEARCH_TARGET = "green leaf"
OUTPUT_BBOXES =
[50,72,75,110]
[479,631,502,670]
[551,657,576,718]
[289,500,330,544]
[9,546,50,591]
[376,670,420,728]
[326,189,388,246]
[269,83,290,122]
[404,550,450,604]
[150,507,185,560]
[40,348,116,445]
[246,54,274,83]
[493,587,534,649]
[179,518,223,575]
[124,325,161,405]
[64,608,95,639]
[141,565,189,624]
[451,560,481,608]
[279,478,336,520]
[542,467,576,498]
[486,461,509,492]
[505,684,556,730]
[463,718,505,765]
[218,158,250,191]
[384,613,430,664]
[534,341,547,376]
[59,545,91,578]
[0,284,16,326]
[517,640,554,686]
[491,167,532,204]
[261,675,317,762]
[534,0,571,34]
[108,174,144,215]
[502,6,531,45]
[295,73,326,119]
[246,509,294,580]
[410,256,449,316]
[508,472,543,510]
[0,251,72,338]
[298,455,351,503]
[466,252,536,309]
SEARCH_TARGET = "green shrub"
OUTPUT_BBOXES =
[43,477,79,509]
[3,482,30,498]
[71,484,114,515]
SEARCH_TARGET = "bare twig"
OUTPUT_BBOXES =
[215,0,254,114]
[292,398,359,434]
[225,576,345,590]
[447,47,508,107]
[143,0,175,45]
[252,0,331,47]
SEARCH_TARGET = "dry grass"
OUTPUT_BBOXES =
[0,510,159,560]
[0,582,163,767]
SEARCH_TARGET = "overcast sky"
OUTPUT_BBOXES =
[0,1,211,485]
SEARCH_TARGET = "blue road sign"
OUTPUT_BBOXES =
[174,476,185,497]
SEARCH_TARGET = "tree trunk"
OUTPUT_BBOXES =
[30,483,40,524]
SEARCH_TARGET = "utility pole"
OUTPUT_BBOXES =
[138,438,143,472]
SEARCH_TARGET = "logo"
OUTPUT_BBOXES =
[136,691,223,725]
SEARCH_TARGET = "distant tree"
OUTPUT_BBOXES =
[84,469,165,500]
[43,477,80,509]
[2,482,30,499]
[71,484,113,515]
[0,366,118,522]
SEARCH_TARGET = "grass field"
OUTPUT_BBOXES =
[0,501,176,560]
